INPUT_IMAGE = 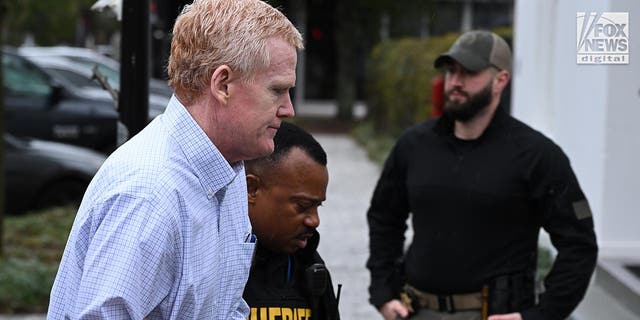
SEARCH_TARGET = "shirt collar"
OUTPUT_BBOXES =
[163,95,244,197]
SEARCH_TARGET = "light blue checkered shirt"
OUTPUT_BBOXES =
[48,96,255,319]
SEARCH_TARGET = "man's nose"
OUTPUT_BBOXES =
[278,95,295,118]
[304,210,320,228]
[447,71,464,87]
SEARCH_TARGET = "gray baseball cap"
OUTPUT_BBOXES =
[434,30,512,72]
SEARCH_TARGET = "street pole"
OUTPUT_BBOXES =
[0,0,6,257]
[290,0,306,112]
[119,0,150,139]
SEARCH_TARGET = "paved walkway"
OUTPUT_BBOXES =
[315,134,382,319]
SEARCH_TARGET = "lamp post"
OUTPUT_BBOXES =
[0,0,6,257]
[119,0,149,138]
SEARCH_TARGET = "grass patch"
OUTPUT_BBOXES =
[0,206,76,313]
[351,121,397,166]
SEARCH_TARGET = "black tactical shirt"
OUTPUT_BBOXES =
[366,107,597,320]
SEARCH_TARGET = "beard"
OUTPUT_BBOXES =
[443,82,493,122]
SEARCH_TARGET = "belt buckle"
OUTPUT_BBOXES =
[400,291,416,314]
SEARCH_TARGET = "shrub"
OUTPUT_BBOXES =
[366,33,459,133]
[352,121,396,166]
[0,258,58,313]
[0,206,76,313]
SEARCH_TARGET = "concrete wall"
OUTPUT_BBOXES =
[602,0,640,256]
[512,0,640,257]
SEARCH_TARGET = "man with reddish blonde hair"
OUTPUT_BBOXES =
[48,0,303,319]
[168,0,304,106]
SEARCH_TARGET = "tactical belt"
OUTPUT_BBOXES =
[403,284,483,313]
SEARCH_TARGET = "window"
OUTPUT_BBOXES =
[71,59,120,89]
[48,68,100,89]
[3,53,52,97]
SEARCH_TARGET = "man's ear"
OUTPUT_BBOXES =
[493,70,510,94]
[246,173,261,205]
[210,65,233,104]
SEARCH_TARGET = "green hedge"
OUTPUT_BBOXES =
[0,258,58,313]
[0,206,76,313]
[366,33,459,134]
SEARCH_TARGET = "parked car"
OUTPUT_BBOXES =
[18,45,173,97]
[2,48,120,153]
[3,133,106,214]
[25,55,168,120]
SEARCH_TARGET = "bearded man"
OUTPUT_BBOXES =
[366,30,597,320]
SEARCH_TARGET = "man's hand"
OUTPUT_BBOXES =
[379,299,410,320]
[488,312,522,320]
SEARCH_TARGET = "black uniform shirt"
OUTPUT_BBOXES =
[244,231,340,320]
[366,107,597,320]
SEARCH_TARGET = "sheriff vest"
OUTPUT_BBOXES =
[248,307,312,320]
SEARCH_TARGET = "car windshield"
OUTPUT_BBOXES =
[68,59,120,89]
[46,68,100,89]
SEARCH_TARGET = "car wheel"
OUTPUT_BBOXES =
[35,179,88,210]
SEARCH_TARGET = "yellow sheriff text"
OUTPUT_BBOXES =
[248,307,312,320]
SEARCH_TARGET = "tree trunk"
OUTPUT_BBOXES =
[335,1,357,121]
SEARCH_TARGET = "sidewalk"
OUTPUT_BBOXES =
[314,133,382,319]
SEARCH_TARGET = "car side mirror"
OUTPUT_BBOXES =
[48,82,64,107]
